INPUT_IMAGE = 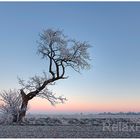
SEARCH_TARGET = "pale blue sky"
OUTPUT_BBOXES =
[0,2,140,112]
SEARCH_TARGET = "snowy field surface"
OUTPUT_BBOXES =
[1,114,140,138]
[27,113,140,119]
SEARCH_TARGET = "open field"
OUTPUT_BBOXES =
[1,115,140,138]
[1,125,140,138]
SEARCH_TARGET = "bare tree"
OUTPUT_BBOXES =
[1,28,91,122]
[0,89,22,122]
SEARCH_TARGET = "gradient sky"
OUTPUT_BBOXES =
[0,2,140,113]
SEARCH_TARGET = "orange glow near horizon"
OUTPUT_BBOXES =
[1,95,140,113]
[28,97,140,113]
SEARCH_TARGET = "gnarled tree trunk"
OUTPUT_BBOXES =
[12,114,18,122]
[18,99,28,122]
[18,90,29,122]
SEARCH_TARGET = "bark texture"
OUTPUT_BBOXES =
[18,90,29,122]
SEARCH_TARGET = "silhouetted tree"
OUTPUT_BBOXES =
[0,28,91,122]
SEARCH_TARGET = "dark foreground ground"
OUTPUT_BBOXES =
[1,117,140,138]
[1,125,140,138]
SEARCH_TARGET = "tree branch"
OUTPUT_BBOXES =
[18,28,91,105]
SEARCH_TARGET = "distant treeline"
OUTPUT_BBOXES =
[98,112,140,115]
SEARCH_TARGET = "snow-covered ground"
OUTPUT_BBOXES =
[1,114,140,138]
[27,113,140,119]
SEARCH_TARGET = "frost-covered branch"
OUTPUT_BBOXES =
[18,28,91,107]
[38,29,91,75]
[0,28,91,123]
[18,71,50,92]
[18,72,66,105]
[0,89,22,122]
[37,88,67,106]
